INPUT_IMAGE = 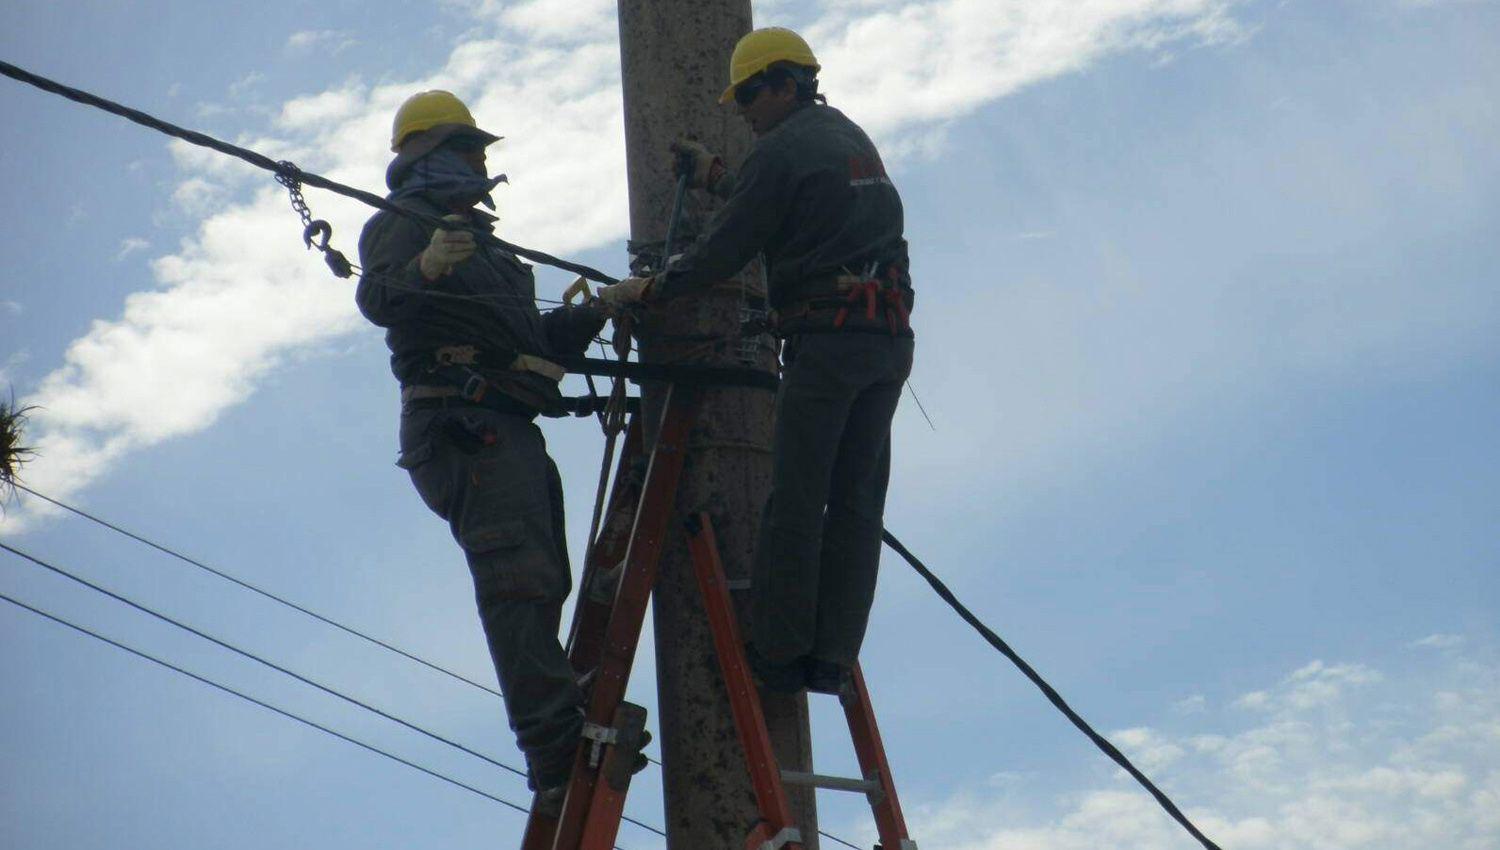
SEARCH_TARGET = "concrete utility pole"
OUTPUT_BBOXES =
[616,2,819,848]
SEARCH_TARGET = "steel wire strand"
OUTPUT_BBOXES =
[6,488,671,776]
[0,590,661,847]
[0,589,531,814]
[11,487,676,772]
[0,539,529,780]
[0,59,618,286]
[10,482,504,698]
[881,529,1224,850]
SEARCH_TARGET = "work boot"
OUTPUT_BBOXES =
[533,784,567,819]
[804,658,852,695]
[746,643,805,694]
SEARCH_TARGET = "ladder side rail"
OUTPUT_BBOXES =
[684,512,804,849]
[843,664,914,847]
[546,385,702,850]
[565,415,646,671]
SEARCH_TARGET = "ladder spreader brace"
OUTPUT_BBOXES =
[521,384,918,850]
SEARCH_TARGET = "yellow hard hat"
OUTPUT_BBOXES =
[719,27,820,105]
[390,90,483,152]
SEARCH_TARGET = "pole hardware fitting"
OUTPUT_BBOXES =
[276,160,353,279]
[755,827,803,850]
[581,720,618,770]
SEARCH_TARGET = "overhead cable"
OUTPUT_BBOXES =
[881,529,1224,850]
[0,589,534,813]
[0,543,670,839]
[0,539,528,780]
[12,481,504,699]
[8,484,670,765]
[0,59,619,285]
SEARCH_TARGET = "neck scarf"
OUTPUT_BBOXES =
[391,147,508,210]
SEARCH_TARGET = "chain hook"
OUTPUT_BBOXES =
[303,220,334,251]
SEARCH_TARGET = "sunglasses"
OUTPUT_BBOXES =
[444,135,489,154]
[734,76,770,107]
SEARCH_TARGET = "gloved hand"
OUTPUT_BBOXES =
[670,138,724,190]
[418,214,477,281]
[598,276,653,309]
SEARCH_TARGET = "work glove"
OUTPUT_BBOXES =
[418,214,477,281]
[598,276,653,309]
[670,138,725,191]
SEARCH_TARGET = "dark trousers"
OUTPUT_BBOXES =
[751,332,915,668]
[398,404,582,788]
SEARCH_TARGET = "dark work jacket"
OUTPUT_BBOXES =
[355,193,603,409]
[653,103,910,310]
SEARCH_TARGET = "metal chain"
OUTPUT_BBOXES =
[275,161,354,279]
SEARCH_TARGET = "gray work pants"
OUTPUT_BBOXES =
[397,404,582,788]
[751,332,915,669]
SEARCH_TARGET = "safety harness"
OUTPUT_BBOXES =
[769,262,914,338]
[401,344,569,417]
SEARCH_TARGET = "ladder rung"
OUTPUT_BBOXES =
[779,769,882,797]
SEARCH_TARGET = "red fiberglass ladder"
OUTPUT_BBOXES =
[521,384,918,850]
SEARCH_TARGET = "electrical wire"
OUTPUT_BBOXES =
[0,543,670,840]
[0,539,528,780]
[12,481,503,698]
[9,483,671,770]
[0,590,657,848]
[881,529,1224,850]
[0,59,619,286]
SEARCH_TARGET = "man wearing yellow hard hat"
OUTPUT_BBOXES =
[601,28,916,695]
[355,90,608,812]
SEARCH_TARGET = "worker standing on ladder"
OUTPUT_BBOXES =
[600,28,916,694]
[355,91,607,809]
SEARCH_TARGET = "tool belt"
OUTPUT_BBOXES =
[770,266,914,338]
[404,344,568,417]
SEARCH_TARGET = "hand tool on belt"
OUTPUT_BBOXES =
[767,262,913,338]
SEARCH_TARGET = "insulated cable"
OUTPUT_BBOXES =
[881,529,1223,850]
[0,589,660,846]
[0,59,618,286]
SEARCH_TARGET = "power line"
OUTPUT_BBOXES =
[8,482,665,769]
[11,481,504,698]
[881,529,1224,850]
[0,542,670,840]
[0,60,619,287]
[0,589,536,813]
[0,591,655,850]
[0,539,529,780]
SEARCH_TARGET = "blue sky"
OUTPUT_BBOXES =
[2,1,1498,848]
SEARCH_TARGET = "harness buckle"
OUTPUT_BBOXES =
[461,371,487,403]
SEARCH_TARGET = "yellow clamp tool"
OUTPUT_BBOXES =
[563,276,593,306]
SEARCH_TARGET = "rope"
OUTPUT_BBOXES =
[0,590,662,845]
[881,529,1223,850]
[0,59,619,286]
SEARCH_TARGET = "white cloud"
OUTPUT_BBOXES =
[1412,634,1465,649]
[228,71,266,99]
[895,653,1500,850]
[0,300,21,317]
[0,351,29,389]
[115,237,150,262]
[285,29,357,54]
[1173,694,1207,714]
[810,0,1245,151]
[1,0,1249,533]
